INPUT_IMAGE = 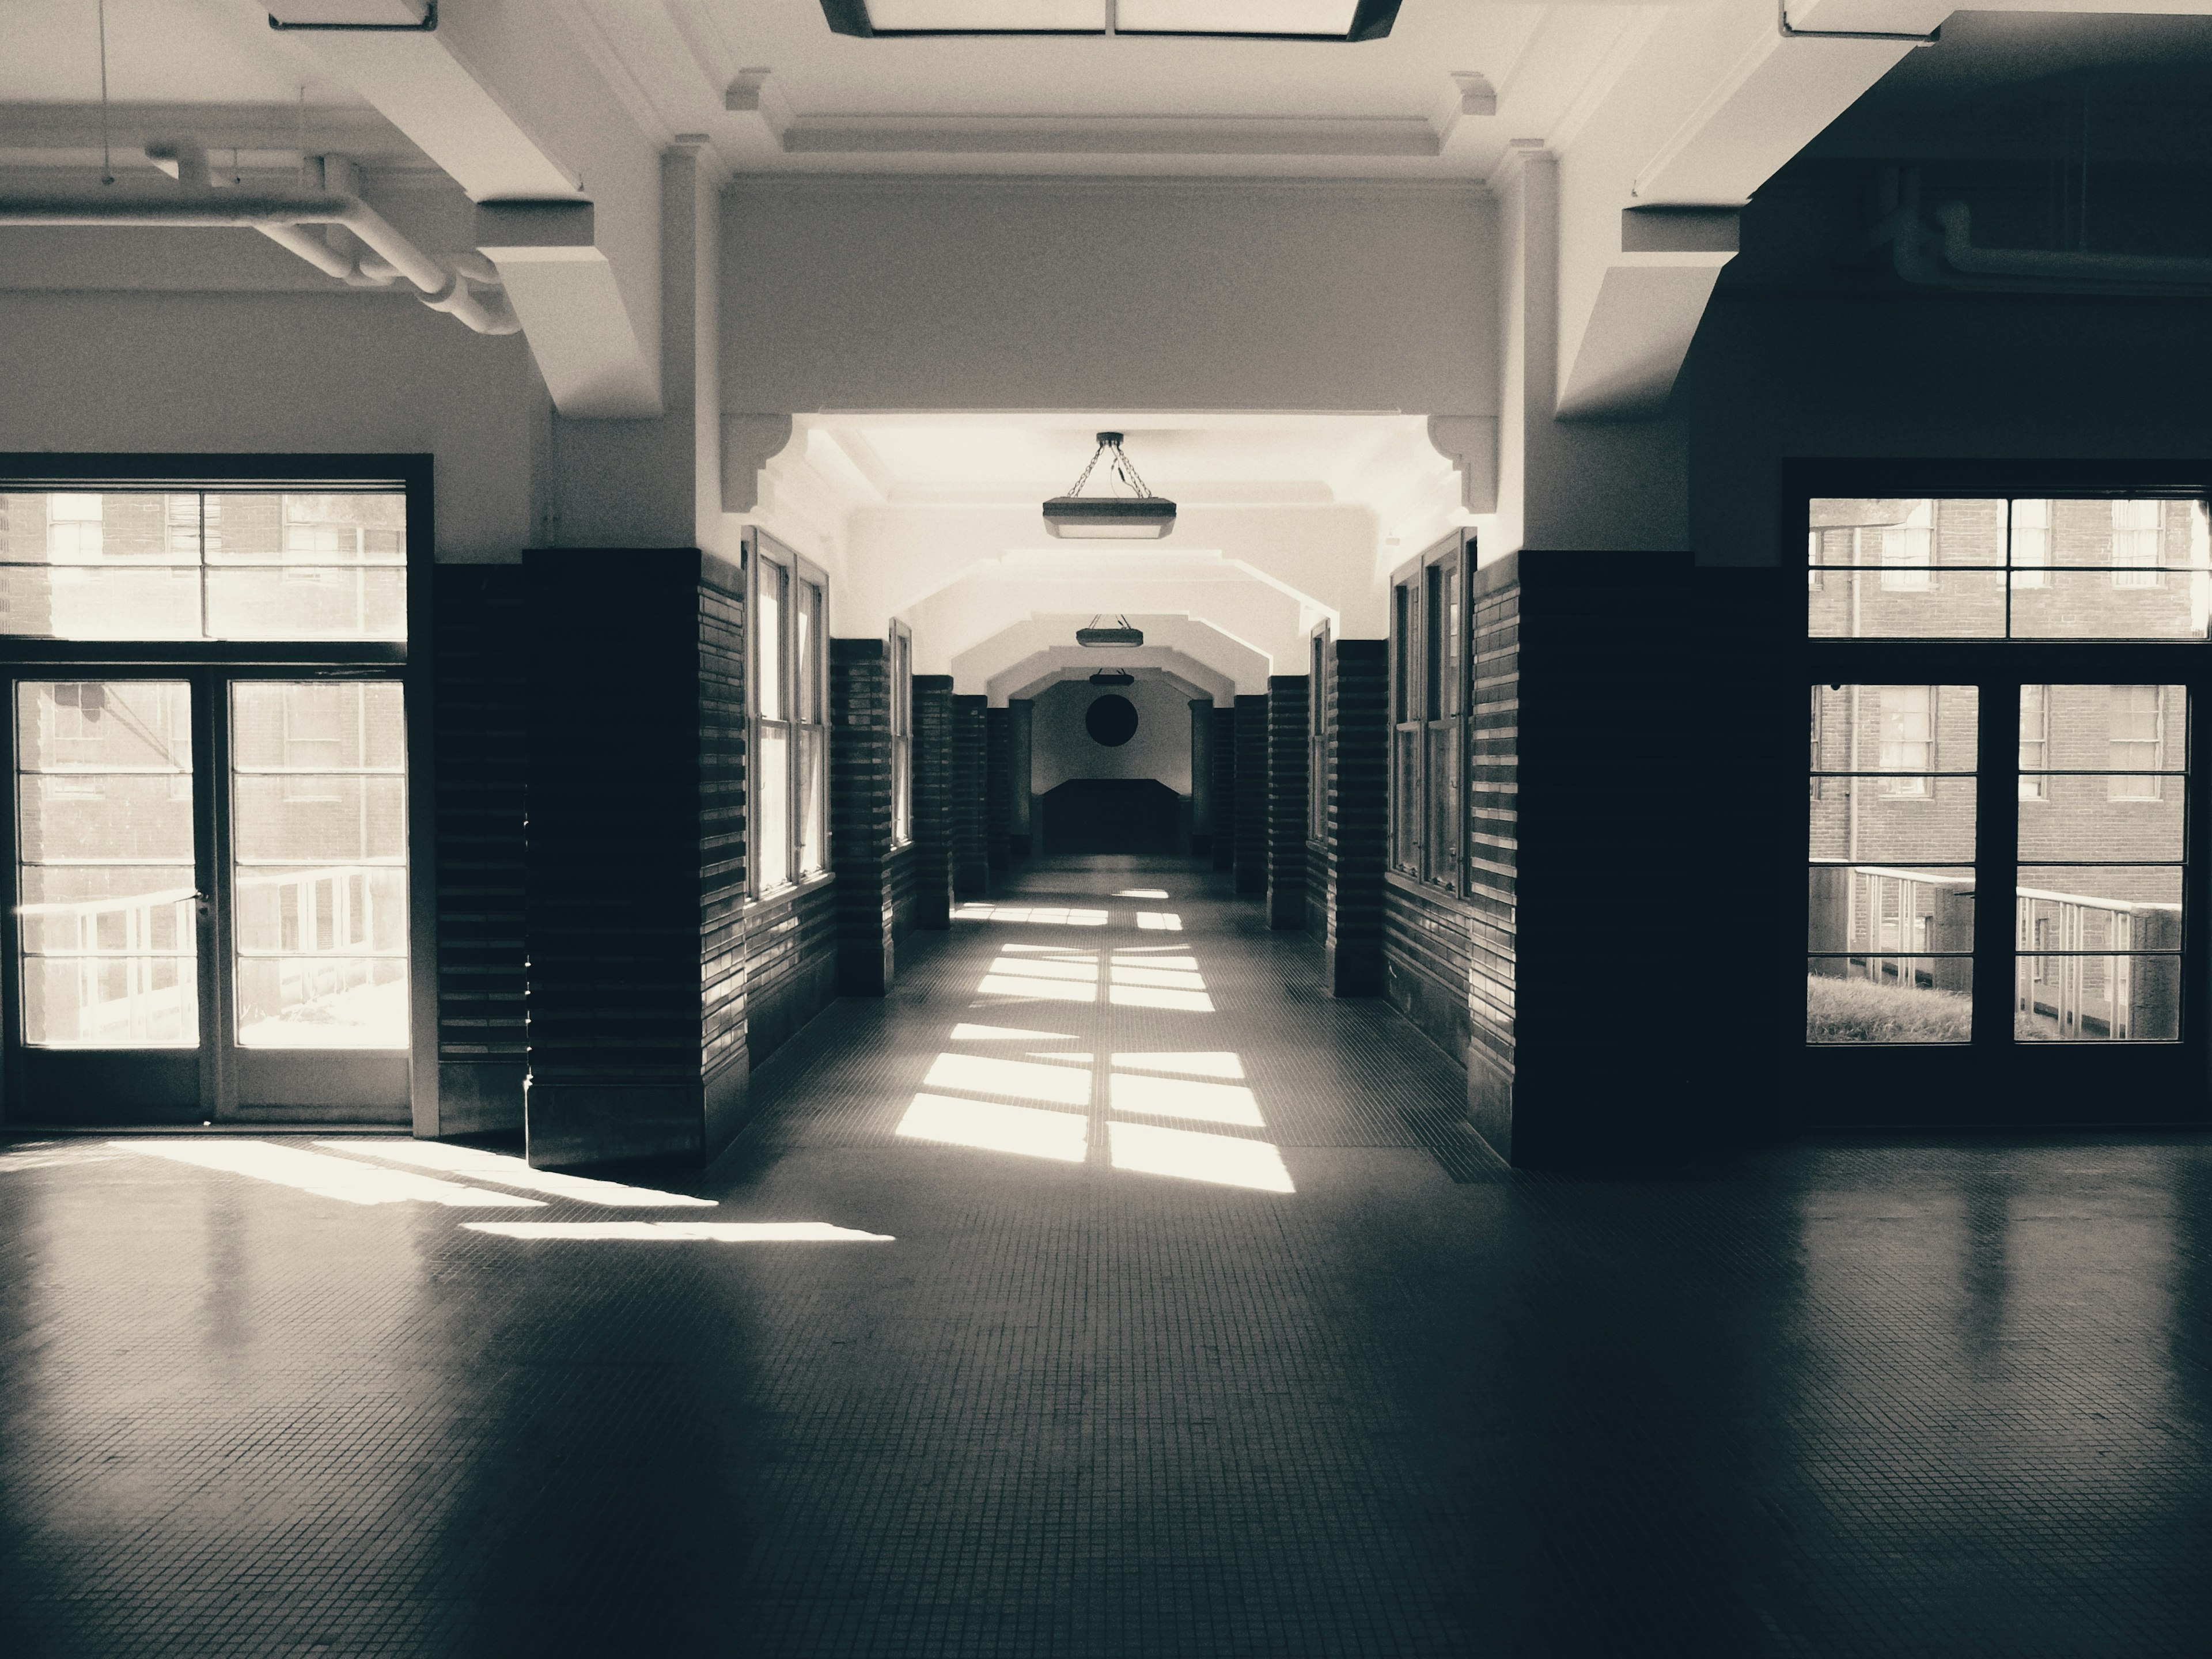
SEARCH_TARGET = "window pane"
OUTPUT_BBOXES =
[1808,570,2008,638]
[2017,687,2186,858]
[1392,727,1419,870]
[758,724,789,889]
[797,581,820,725]
[2016,955,2181,1041]
[2010,569,2209,639]
[1425,724,1458,886]
[863,0,1106,28]
[758,560,786,723]
[0,491,406,642]
[2016,865,2185,1044]
[1118,1,1362,33]
[231,682,408,1050]
[1808,683,1978,1042]
[16,680,198,1047]
[799,726,825,874]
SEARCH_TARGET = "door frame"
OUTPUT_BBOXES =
[0,453,436,1133]
[1789,458,2212,1128]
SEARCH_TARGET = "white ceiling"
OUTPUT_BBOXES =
[798,411,1448,507]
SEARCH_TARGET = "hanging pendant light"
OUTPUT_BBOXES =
[1043,432,1176,540]
[1077,615,1144,649]
[1088,668,1135,687]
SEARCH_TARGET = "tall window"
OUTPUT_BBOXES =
[748,531,829,896]
[1880,501,1934,591]
[1877,685,1935,797]
[890,620,912,845]
[1308,623,1330,842]
[2109,684,2165,801]
[2011,499,2051,589]
[1388,534,1468,889]
[2112,499,2164,589]
[2018,683,2049,801]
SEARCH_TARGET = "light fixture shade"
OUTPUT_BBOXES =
[1077,623,1145,648]
[1042,497,1177,540]
[1089,668,1136,686]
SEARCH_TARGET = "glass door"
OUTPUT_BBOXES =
[1803,674,2200,1122]
[3,671,411,1124]
[7,676,207,1121]
[225,677,410,1115]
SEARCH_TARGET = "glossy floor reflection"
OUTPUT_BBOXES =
[3,855,2210,1657]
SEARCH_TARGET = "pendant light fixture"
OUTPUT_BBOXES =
[1043,432,1176,540]
[1088,668,1135,687]
[1077,615,1145,648]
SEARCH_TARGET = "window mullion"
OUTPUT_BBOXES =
[1972,679,2021,1050]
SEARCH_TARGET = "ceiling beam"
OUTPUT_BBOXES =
[281,2,664,416]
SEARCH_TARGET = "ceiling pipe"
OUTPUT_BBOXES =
[0,142,520,335]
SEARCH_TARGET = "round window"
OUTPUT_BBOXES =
[1085,694,1138,747]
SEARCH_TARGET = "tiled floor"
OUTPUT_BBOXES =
[3,855,2210,1657]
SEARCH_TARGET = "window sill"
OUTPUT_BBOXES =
[744,869,835,916]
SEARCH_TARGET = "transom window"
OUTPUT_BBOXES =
[1807,495,2210,639]
[1,489,407,642]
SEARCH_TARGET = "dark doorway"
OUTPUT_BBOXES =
[1040,779,1180,854]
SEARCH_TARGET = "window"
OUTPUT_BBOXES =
[1,488,407,641]
[1879,500,1935,591]
[2019,683,2049,800]
[1808,494,2210,639]
[1877,685,1934,797]
[1388,534,1468,889]
[2112,499,2164,589]
[1308,623,1331,843]
[748,531,829,896]
[2011,499,2051,589]
[2109,684,2166,801]
[890,620,913,846]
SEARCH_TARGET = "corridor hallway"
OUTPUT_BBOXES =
[3,855,2210,1658]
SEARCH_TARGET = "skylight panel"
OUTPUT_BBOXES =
[858,0,1105,31]
[820,0,1397,40]
[1116,1,1362,36]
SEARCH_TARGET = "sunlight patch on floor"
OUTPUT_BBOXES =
[951,1022,1077,1041]
[115,1140,541,1208]
[1108,1073,1265,1127]
[923,1052,1093,1106]
[1107,1120,1296,1193]
[1135,912,1183,930]
[1115,889,1171,899]
[895,1094,1089,1162]
[464,1221,893,1242]
[955,904,1108,926]
[317,1141,716,1208]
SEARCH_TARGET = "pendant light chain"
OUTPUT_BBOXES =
[1059,434,1157,501]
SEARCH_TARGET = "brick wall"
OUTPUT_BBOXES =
[431,566,525,1134]
[1211,705,1237,873]
[912,676,955,928]
[985,705,1012,870]
[1266,676,1308,929]
[830,638,895,996]
[1234,694,1267,896]
[951,694,989,898]
[521,548,749,1170]
[1325,641,1387,996]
